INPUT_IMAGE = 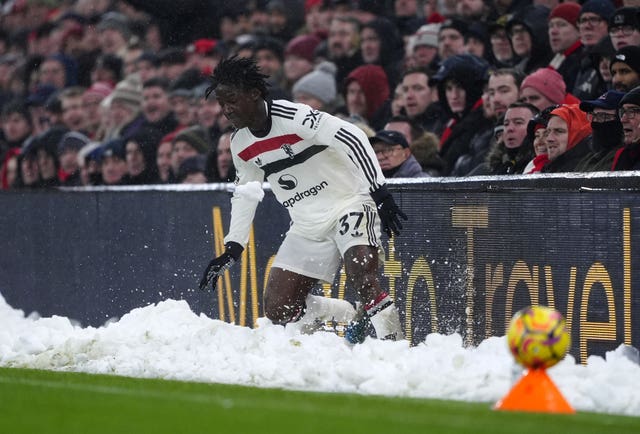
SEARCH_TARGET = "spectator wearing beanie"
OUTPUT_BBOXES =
[548,3,583,91]
[410,23,441,72]
[103,74,144,141]
[520,67,580,112]
[57,131,90,186]
[284,34,321,91]
[83,81,113,139]
[171,125,211,178]
[578,0,615,48]
[437,18,468,61]
[343,64,390,131]
[610,45,640,92]
[609,7,640,51]
[254,37,290,100]
[292,61,338,112]
[573,0,616,100]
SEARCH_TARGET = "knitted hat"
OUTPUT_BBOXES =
[285,34,321,63]
[173,125,210,154]
[549,104,592,150]
[85,81,114,100]
[548,3,581,28]
[58,131,90,155]
[439,18,468,37]
[97,12,131,39]
[413,23,440,49]
[580,0,616,21]
[100,138,127,160]
[619,85,640,107]
[292,61,337,105]
[609,7,640,29]
[520,68,567,105]
[187,39,219,56]
[177,155,207,181]
[610,45,640,74]
[109,74,143,107]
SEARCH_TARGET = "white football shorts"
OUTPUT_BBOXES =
[272,201,381,283]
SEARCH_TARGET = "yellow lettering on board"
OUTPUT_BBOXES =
[484,263,503,338]
[383,237,402,300]
[211,206,260,327]
[505,261,539,325]
[580,262,617,363]
[623,208,632,345]
[452,206,488,346]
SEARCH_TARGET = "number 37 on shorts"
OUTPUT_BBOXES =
[336,204,380,246]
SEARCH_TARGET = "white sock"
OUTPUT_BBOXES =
[367,295,404,340]
[299,294,356,325]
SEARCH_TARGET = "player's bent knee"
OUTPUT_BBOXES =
[264,297,303,325]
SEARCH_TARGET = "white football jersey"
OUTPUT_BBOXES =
[224,99,385,245]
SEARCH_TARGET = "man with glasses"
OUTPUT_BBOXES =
[610,46,640,92]
[370,129,429,178]
[609,7,640,50]
[613,85,640,170]
[573,0,616,99]
[576,90,625,171]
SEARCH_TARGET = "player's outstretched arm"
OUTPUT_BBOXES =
[371,185,408,238]
[199,241,244,291]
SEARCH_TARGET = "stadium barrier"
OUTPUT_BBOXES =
[1,172,639,363]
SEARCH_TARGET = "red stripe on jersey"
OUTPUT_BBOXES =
[238,134,304,161]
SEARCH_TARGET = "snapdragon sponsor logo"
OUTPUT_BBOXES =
[282,181,328,208]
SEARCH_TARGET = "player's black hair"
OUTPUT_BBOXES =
[205,55,269,100]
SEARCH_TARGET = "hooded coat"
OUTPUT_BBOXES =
[506,5,552,75]
[361,17,405,89]
[541,104,593,173]
[430,54,493,176]
[344,65,390,130]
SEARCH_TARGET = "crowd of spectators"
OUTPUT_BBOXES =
[1,0,640,190]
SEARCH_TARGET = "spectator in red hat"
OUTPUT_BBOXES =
[520,68,580,112]
[186,39,223,77]
[547,2,583,91]
[284,34,321,91]
[304,0,333,38]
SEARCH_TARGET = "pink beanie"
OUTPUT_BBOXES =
[520,68,566,105]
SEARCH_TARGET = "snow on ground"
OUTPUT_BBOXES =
[0,294,639,417]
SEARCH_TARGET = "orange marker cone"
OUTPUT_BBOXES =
[494,368,575,414]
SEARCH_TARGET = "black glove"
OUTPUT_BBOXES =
[199,242,244,291]
[371,185,408,238]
